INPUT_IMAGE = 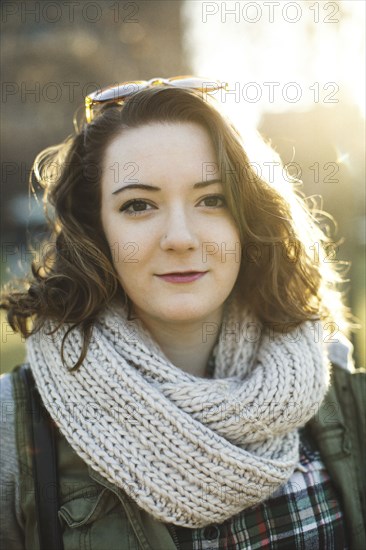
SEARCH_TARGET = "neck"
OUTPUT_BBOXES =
[132,306,224,378]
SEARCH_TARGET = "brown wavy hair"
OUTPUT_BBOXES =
[1,86,358,368]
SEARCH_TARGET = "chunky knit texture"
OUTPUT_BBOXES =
[26,294,330,528]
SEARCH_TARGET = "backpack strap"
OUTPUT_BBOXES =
[18,364,64,550]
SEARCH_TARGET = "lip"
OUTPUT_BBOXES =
[156,271,208,284]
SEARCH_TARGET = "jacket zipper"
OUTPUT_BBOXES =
[167,524,181,549]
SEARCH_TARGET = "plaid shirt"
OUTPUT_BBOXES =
[166,427,347,549]
[166,350,348,550]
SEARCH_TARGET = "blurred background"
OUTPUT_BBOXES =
[1,0,365,372]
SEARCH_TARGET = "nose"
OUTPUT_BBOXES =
[160,208,200,252]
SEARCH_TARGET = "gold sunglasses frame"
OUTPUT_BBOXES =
[84,75,228,123]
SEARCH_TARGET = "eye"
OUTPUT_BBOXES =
[119,199,154,216]
[199,194,226,208]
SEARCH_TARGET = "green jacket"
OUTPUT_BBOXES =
[11,363,366,550]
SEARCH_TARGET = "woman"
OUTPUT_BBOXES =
[1,76,364,550]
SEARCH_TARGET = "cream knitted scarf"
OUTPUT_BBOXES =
[26,294,330,528]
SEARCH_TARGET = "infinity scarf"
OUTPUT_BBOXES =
[26,294,330,528]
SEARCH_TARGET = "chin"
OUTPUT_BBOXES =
[157,301,212,323]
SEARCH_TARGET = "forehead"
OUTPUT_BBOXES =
[102,122,217,178]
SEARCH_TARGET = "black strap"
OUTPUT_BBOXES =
[19,364,64,550]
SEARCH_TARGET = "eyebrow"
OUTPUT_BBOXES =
[112,179,222,196]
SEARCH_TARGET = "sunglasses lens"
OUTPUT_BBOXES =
[85,76,227,122]
[88,81,147,103]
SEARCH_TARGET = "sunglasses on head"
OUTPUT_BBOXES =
[84,75,228,123]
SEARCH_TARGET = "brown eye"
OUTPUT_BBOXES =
[130,200,147,212]
[200,195,226,208]
[120,199,154,215]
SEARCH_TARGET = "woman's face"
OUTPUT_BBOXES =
[100,122,241,327]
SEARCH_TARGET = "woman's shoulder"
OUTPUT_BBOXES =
[0,370,25,548]
[312,333,365,431]
[0,371,17,448]
[0,370,20,481]
[324,333,356,372]
[0,369,14,395]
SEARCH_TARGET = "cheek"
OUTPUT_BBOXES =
[101,213,130,250]
[113,241,152,275]
[210,225,241,262]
